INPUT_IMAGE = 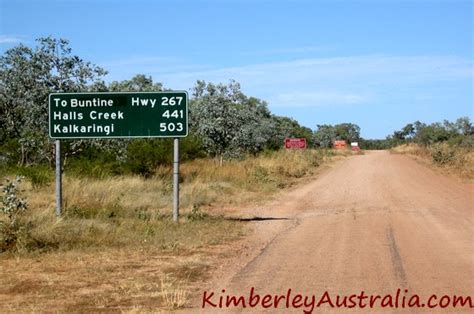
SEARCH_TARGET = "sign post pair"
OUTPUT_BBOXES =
[49,91,189,222]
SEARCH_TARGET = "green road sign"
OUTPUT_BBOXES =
[49,92,188,139]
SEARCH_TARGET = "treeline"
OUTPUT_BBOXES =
[1,37,472,177]
[0,37,314,176]
[313,123,361,148]
[360,118,473,150]
[386,119,473,146]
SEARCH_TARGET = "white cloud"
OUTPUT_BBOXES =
[273,92,369,107]
[101,56,212,80]
[0,35,24,44]
[100,56,179,68]
[155,54,471,107]
[159,55,472,82]
[242,45,332,56]
[102,53,472,108]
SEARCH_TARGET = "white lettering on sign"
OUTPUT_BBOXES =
[53,111,83,120]
[131,97,157,108]
[161,97,183,106]
[53,98,68,107]
[162,110,184,119]
[160,122,184,132]
[70,98,113,107]
[89,110,124,120]
[53,123,115,135]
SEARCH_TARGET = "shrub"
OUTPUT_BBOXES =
[430,143,456,165]
[18,165,53,189]
[0,139,21,165]
[0,176,29,251]
[186,205,206,222]
[65,147,127,178]
[252,165,270,183]
[460,135,474,148]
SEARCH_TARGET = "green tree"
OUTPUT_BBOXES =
[313,123,361,147]
[268,116,313,149]
[454,117,473,136]
[414,122,454,145]
[313,124,336,148]
[334,123,361,143]
[108,74,163,92]
[190,80,275,159]
[0,37,107,165]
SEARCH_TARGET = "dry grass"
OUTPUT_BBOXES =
[391,143,474,180]
[391,143,428,156]
[0,247,220,312]
[160,274,188,310]
[19,149,335,220]
[0,149,338,312]
[1,149,335,257]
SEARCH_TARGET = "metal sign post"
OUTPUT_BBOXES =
[173,138,180,222]
[55,140,62,216]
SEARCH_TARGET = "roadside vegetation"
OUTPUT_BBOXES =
[0,149,334,254]
[391,143,474,180]
[388,118,473,180]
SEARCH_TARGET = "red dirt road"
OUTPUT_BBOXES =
[196,151,473,313]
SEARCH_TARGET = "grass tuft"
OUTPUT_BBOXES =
[160,275,188,310]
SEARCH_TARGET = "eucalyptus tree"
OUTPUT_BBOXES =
[190,80,275,160]
[313,124,337,148]
[0,37,106,165]
[108,74,163,92]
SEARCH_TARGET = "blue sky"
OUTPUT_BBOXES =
[1,0,472,138]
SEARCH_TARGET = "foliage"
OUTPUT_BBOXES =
[313,123,361,148]
[186,205,206,222]
[126,139,174,177]
[269,116,314,149]
[430,143,456,165]
[17,165,53,189]
[359,139,392,150]
[313,124,337,148]
[2,36,471,176]
[392,143,474,179]
[191,80,275,158]
[364,117,473,149]
[335,123,361,143]
[108,74,163,92]
[0,176,29,251]
[386,117,473,147]
[64,135,205,177]
[0,37,107,165]
[64,146,127,178]
[0,36,330,172]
